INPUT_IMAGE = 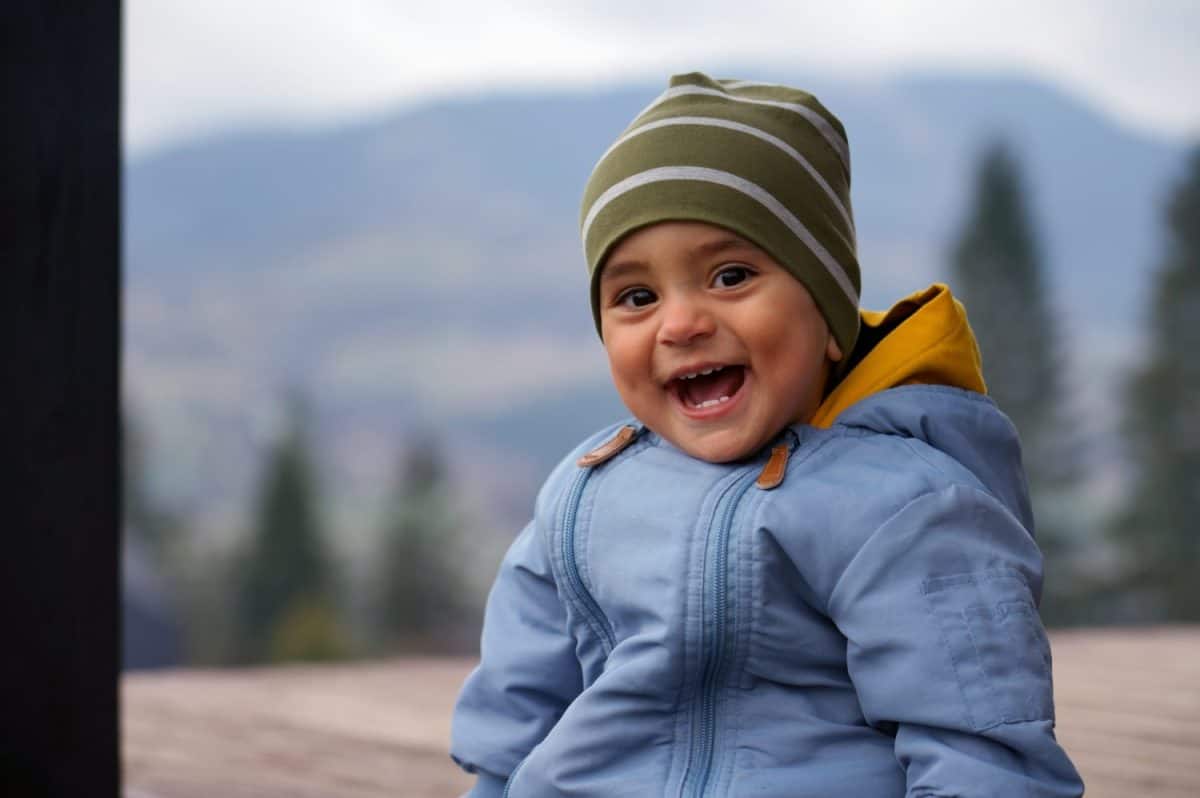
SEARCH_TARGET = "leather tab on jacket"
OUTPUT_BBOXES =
[578,425,639,468]
[756,443,790,489]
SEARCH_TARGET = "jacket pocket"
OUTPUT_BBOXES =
[923,569,1053,731]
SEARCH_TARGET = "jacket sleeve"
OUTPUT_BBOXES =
[826,483,1084,797]
[450,519,582,797]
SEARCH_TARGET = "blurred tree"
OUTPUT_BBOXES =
[373,435,473,652]
[1112,147,1200,621]
[123,410,180,557]
[949,140,1086,624]
[268,596,353,663]
[123,409,238,665]
[121,409,185,669]
[235,394,348,662]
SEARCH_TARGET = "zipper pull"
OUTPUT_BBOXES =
[756,443,790,490]
[577,425,640,468]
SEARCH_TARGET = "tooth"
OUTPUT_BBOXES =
[701,368,714,376]
[718,395,729,402]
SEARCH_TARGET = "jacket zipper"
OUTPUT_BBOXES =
[507,461,622,797]
[504,469,611,798]
[561,467,616,652]
[683,469,758,798]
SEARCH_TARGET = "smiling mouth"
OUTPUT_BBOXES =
[670,365,747,409]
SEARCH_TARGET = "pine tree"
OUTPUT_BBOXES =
[373,435,470,651]
[123,409,239,665]
[122,410,179,557]
[1112,147,1200,621]
[235,395,347,662]
[949,140,1084,623]
[121,409,186,668]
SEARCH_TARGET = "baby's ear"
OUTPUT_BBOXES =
[826,334,843,363]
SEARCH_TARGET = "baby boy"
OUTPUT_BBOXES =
[450,72,1083,797]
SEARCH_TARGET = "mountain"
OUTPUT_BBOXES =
[123,72,1191,543]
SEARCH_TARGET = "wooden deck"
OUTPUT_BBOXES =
[122,626,1200,797]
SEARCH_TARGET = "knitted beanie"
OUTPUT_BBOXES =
[580,72,861,357]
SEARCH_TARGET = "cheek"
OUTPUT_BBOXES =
[764,329,827,387]
[603,338,647,393]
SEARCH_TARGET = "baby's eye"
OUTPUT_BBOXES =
[618,287,657,308]
[713,265,753,288]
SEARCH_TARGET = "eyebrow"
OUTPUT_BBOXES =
[600,235,758,284]
[598,259,647,285]
[690,235,758,258]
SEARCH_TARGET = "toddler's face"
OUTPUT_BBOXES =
[598,221,841,463]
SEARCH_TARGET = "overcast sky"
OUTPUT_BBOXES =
[125,0,1199,156]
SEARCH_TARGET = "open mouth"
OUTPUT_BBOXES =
[670,365,747,410]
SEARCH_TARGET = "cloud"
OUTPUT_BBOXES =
[125,0,1199,154]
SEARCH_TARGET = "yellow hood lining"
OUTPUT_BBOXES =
[810,283,987,429]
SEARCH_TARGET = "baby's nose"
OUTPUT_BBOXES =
[657,297,716,346]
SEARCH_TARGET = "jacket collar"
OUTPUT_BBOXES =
[811,283,986,429]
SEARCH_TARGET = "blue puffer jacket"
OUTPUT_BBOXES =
[451,287,1083,797]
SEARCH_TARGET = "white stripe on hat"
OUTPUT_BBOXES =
[722,80,783,90]
[632,85,850,172]
[581,165,859,306]
[595,115,855,237]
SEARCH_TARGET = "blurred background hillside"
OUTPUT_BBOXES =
[121,2,1199,675]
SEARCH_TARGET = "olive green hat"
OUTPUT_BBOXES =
[580,72,861,356]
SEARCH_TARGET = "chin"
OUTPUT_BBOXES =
[673,432,760,464]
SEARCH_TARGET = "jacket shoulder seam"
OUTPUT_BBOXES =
[897,437,977,487]
[832,384,995,429]
[812,418,989,494]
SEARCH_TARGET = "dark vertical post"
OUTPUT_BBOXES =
[1,2,121,796]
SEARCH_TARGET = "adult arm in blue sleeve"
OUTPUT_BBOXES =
[827,483,1084,797]
[450,520,583,797]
